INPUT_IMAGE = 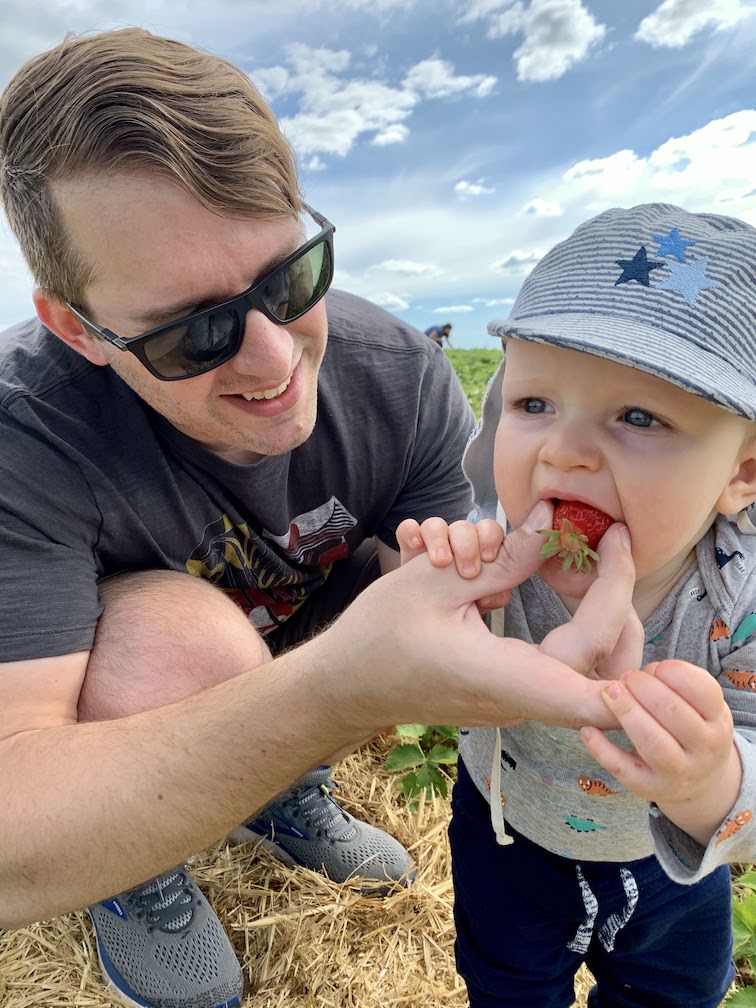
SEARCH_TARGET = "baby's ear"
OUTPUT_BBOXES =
[717,431,756,518]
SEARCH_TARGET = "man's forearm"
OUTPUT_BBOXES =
[0,636,368,927]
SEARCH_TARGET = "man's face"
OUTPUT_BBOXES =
[52,173,328,463]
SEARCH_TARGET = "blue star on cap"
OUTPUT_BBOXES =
[614,246,664,287]
[658,256,720,306]
[652,227,696,263]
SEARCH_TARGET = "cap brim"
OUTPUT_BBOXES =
[488,312,755,420]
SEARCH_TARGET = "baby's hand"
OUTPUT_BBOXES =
[580,659,741,845]
[395,516,508,614]
[396,517,504,576]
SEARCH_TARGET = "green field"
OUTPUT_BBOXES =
[445,347,503,418]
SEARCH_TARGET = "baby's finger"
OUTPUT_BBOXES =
[651,659,727,721]
[600,676,687,773]
[475,519,505,563]
[579,725,653,796]
[396,518,426,566]
[447,520,487,577]
[418,516,454,567]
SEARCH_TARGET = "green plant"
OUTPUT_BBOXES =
[384,724,459,805]
[445,348,502,419]
[730,871,756,1003]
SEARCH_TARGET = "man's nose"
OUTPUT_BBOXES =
[230,308,295,379]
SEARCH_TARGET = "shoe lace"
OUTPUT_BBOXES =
[282,776,356,844]
[132,870,197,933]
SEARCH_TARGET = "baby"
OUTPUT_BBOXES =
[399,203,756,1008]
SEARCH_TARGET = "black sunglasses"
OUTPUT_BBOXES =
[66,204,335,381]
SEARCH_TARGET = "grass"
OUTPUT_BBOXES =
[445,347,502,419]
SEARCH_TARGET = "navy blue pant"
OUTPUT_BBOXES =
[450,759,734,1007]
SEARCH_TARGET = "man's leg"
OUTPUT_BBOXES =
[80,564,410,1008]
[228,542,415,888]
[80,569,269,1008]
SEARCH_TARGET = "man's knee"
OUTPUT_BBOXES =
[79,570,270,721]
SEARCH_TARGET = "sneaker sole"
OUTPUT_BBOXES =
[87,910,242,1008]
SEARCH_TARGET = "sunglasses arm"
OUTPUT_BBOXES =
[66,303,130,350]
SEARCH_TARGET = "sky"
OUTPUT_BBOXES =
[1,0,756,347]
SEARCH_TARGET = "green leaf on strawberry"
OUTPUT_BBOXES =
[539,501,614,574]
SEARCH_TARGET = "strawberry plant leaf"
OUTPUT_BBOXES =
[384,744,425,772]
[426,743,459,765]
[395,724,426,739]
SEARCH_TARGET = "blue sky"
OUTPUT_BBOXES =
[1,0,755,347]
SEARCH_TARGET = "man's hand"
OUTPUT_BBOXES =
[319,508,637,734]
[396,505,643,677]
[580,660,742,845]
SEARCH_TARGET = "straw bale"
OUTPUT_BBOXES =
[0,738,733,1006]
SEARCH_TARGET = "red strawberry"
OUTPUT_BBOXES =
[539,501,614,573]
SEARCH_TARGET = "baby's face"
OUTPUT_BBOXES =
[494,340,755,606]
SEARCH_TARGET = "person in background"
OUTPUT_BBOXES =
[424,321,454,347]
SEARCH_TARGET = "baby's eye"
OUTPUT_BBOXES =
[520,397,549,414]
[622,407,659,428]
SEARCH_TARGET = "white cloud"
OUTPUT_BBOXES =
[636,0,755,49]
[487,0,606,82]
[433,304,475,313]
[521,197,563,215]
[403,58,496,98]
[303,155,327,172]
[485,297,516,305]
[458,0,516,24]
[492,248,546,271]
[372,292,410,310]
[371,124,410,145]
[262,45,496,159]
[561,111,756,221]
[370,259,438,274]
[251,66,289,101]
[455,178,496,196]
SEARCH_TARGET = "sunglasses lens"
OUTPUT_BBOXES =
[143,312,239,378]
[262,239,332,322]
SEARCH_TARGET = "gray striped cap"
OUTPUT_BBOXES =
[488,203,756,419]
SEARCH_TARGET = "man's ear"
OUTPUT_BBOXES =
[717,433,756,517]
[32,289,109,367]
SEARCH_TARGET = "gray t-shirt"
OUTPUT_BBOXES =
[0,289,474,660]
[461,356,756,884]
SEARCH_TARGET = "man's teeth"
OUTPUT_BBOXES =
[240,377,291,401]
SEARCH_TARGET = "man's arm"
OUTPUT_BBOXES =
[0,646,371,928]
[0,520,635,927]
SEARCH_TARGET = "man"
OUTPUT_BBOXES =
[0,27,639,1008]
[424,321,454,347]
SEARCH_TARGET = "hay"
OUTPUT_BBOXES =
[0,738,730,1006]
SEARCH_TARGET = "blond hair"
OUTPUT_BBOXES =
[0,27,301,303]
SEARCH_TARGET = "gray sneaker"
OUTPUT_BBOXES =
[229,766,415,888]
[87,868,243,1008]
